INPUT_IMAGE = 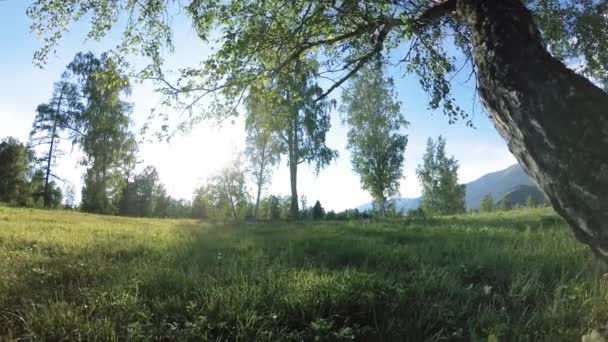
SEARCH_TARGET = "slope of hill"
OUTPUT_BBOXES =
[356,197,421,213]
[497,184,546,207]
[357,163,540,212]
[464,163,536,209]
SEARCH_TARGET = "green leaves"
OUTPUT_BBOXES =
[341,63,408,216]
[63,52,137,214]
[416,136,465,216]
[28,0,608,131]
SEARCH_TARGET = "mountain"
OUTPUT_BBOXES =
[357,197,421,213]
[356,163,540,212]
[496,184,545,208]
[464,163,536,209]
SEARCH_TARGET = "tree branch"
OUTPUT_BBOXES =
[313,1,456,102]
[418,0,457,24]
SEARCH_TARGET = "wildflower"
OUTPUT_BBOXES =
[582,330,605,342]
[483,285,493,295]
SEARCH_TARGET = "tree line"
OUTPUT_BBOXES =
[1,52,471,221]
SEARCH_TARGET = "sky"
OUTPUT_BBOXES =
[0,1,516,211]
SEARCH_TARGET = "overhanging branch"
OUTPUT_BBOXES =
[418,0,457,24]
[312,1,457,101]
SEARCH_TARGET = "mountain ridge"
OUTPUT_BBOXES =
[356,163,540,212]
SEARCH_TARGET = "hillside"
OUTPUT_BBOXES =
[464,163,537,208]
[497,184,546,207]
[358,163,539,212]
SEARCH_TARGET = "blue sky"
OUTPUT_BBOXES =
[0,1,516,211]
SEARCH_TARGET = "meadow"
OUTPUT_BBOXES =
[1,206,607,341]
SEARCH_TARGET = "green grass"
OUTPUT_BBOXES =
[1,206,608,341]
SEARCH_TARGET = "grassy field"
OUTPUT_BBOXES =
[1,206,608,341]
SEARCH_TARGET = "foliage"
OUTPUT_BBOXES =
[64,183,77,209]
[245,60,337,217]
[1,205,606,341]
[299,195,309,220]
[0,138,32,205]
[407,207,426,219]
[0,137,64,208]
[198,158,249,222]
[312,200,325,220]
[28,0,608,127]
[527,195,540,208]
[480,195,495,213]
[29,76,83,207]
[259,195,283,221]
[29,170,63,208]
[118,166,167,218]
[191,185,210,220]
[161,198,193,219]
[244,101,281,219]
[215,158,249,222]
[416,136,466,216]
[500,199,514,211]
[64,52,137,214]
[341,63,408,217]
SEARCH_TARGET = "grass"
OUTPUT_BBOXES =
[1,206,608,341]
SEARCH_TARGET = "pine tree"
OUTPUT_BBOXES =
[29,78,82,208]
[312,200,325,220]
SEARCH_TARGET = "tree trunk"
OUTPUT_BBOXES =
[290,161,298,218]
[254,142,267,220]
[458,0,608,260]
[43,119,58,208]
[254,175,262,220]
[375,196,386,219]
[44,87,65,208]
[288,120,299,219]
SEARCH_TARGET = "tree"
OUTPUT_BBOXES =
[218,159,248,223]
[501,199,514,212]
[29,78,83,208]
[28,1,608,257]
[0,137,32,205]
[480,195,494,213]
[341,63,408,218]
[64,183,76,209]
[134,166,162,217]
[65,52,137,214]
[416,136,465,216]
[299,195,308,219]
[118,166,165,217]
[164,198,192,218]
[267,195,282,221]
[312,200,325,220]
[28,169,63,208]
[244,110,280,220]
[527,196,540,208]
[205,157,249,222]
[349,209,361,220]
[246,61,337,219]
[192,185,210,220]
